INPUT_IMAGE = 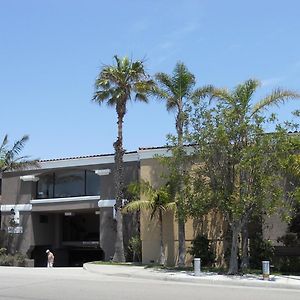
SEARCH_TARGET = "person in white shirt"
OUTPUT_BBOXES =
[46,249,54,267]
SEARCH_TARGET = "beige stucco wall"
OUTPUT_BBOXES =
[140,157,173,264]
[262,214,288,246]
[139,157,228,266]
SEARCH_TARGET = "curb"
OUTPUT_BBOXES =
[83,263,300,290]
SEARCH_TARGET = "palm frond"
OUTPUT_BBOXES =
[234,79,260,107]
[0,135,39,172]
[155,64,196,113]
[3,159,40,172]
[193,85,216,100]
[165,202,176,211]
[123,199,152,213]
[208,88,234,105]
[152,86,176,111]
[0,135,8,154]
[92,90,112,104]
[93,55,152,109]
[10,135,29,156]
[134,80,155,93]
[155,72,174,93]
[172,62,195,98]
[252,89,300,116]
[134,93,148,102]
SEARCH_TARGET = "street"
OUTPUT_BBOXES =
[0,267,299,300]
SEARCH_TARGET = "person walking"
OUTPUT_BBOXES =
[46,249,54,268]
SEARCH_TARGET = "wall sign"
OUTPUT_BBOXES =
[7,226,23,234]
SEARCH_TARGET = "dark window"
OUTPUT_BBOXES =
[86,171,100,196]
[37,174,54,199]
[63,213,99,241]
[55,170,85,198]
[39,215,48,223]
[36,169,101,199]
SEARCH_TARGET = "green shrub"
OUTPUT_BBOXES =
[14,253,26,267]
[0,250,27,267]
[277,233,299,247]
[188,235,215,267]
[0,254,14,266]
[249,233,274,269]
[127,236,142,262]
[273,256,300,274]
[0,248,7,256]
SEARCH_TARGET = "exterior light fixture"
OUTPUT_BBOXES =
[64,212,74,216]
[94,169,111,176]
[20,175,39,182]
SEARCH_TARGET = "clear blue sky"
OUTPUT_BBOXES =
[1,0,299,159]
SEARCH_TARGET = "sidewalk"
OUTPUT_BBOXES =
[83,263,300,290]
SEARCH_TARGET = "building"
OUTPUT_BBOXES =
[0,151,139,266]
[1,145,297,267]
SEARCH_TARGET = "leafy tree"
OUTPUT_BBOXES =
[154,62,196,266]
[190,79,300,274]
[93,56,154,262]
[277,145,300,248]
[123,181,174,265]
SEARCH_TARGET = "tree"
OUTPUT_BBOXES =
[0,134,38,173]
[123,181,174,265]
[190,79,300,274]
[154,62,196,266]
[92,56,154,262]
[0,134,38,252]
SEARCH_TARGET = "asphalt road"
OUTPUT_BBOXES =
[0,267,299,300]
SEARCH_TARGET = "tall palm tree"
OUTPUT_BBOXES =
[93,56,154,262]
[0,134,38,173]
[123,181,175,265]
[195,79,300,274]
[154,62,196,266]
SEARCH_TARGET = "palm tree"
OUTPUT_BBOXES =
[92,56,154,262]
[195,79,300,274]
[0,134,39,173]
[123,181,174,265]
[154,62,196,267]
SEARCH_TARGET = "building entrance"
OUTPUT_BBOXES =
[31,211,104,267]
[62,212,104,266]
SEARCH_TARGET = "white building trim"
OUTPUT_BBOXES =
[98,199,116,208]
[38,152,139,170]
[1,204,32,212]
[20,175,39,182]
[30,195,101,205]
[137,146,195,160]
[137,148,172,160]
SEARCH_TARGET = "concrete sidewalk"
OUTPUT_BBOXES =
[83,263,300,290]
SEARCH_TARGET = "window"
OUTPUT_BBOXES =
[55,170,85,198]
[39,215,48,224]
[86,171,100,196]
[36,170,101,199]
[37,174,54,199]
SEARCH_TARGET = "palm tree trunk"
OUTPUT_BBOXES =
[228,222,241,275]
[176,107,186,267]
[113,110,126,262]
[159,209,166,265]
